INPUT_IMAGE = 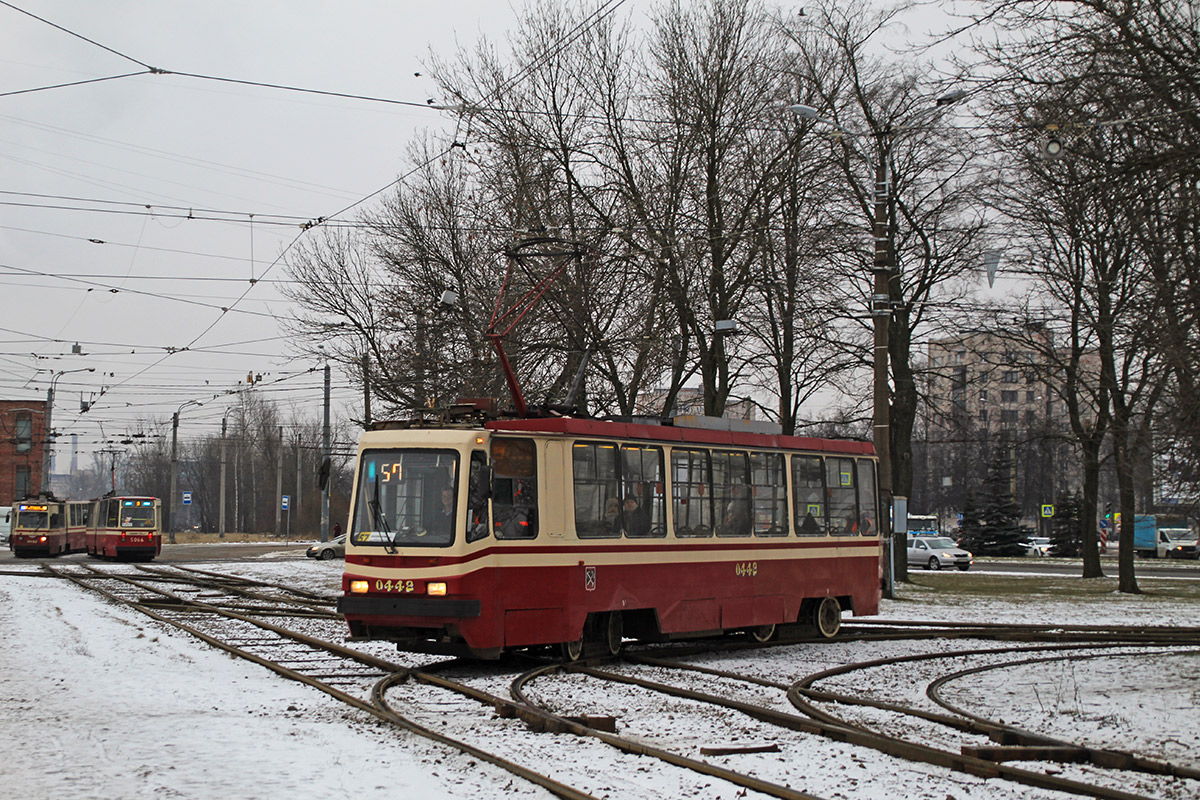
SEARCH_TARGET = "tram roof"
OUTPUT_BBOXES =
[483,416,874,456]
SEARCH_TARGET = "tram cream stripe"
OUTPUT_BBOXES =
[346,544,881,580]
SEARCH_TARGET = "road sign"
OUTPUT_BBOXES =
[282,495,290,511]
[182,491,192,505]
[1041,504,1054,518]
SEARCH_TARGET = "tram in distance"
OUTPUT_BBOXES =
[8,496,87,557]
[337,410,882,659]
[8,494,162,561]
[86,495,163,561]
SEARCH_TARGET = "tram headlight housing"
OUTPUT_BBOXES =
[349,580,369,594]
[427,582,447,596]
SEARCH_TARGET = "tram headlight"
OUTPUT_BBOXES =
[349,580,369,594]
[39,536,47,543]
[427,582,447,596]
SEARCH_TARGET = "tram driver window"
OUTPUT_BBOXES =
[492,438,538,540]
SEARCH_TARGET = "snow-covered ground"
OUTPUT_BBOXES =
[2,551,1197,799]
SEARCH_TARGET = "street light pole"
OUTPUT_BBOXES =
[872,134,896,598]
[42,367,95,494]
[168,399,202,544]
[787,91,965,599]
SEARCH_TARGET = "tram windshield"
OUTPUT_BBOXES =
[16,510,48,530]
[119,500,156,529]
[351,449,459,547]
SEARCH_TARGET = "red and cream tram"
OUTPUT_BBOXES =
[338,412,881,659]
[10,498,75,557]
[86,496,162,561]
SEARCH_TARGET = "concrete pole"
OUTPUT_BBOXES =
[42,384,54,494]
[321,362,331,543]
[219,414,228,539]
[275,425,283,536]
[168,411,179,544]
[295,440,302,535]
[873,141,895,598]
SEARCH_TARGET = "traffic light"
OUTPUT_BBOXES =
[1104,502,1112,519]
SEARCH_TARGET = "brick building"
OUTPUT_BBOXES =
[1,399,47,506]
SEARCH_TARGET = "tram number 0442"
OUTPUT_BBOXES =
[375,579,416,593]
[735,562,758,577]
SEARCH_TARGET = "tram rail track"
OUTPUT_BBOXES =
[28,563,1200,800]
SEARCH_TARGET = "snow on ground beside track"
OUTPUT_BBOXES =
[2,550,1198,799]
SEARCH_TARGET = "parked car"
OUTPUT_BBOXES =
[907,536,973,571]
[306,534,345,561]
[1022,536,1052,557]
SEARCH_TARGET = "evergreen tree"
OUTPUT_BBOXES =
[972,448,1030,556]
[1049,491,1082,557]
[958,491,986,552]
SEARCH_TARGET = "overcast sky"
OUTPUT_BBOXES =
[0,0,527,464]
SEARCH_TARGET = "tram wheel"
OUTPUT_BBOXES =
[813,597,841,638]
[603,612,623,656]
[750,624,776,643]
[561,637,584,662]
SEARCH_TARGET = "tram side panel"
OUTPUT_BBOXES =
[340,424,881,657]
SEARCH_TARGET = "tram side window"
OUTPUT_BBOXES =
[792,455,826,535]
[827,457,858,535]
[750,452,788,536]
[572,442,621,539]
[672,448,713,537]
[492,438,538,540]
[856,459,878,537]
[620,444,665,538]
[106,500,119,528]
[714,450,752,537]
[466,451,491,543]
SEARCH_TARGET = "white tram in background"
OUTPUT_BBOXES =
[338,411,881,659]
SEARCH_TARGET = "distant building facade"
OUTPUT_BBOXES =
[0,399,47,506]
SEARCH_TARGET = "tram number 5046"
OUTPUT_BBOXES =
[735,562,758,577]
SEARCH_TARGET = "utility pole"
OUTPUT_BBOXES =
[168,411,179,545]
[321,361,331,543]
[362,351,372,427]
[275,425,283,537]
[295,437,303,535]
[219,413,228,539]
[873,138,896,598]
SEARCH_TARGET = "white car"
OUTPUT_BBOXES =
[907,536,973,571]
[1022,536,1052,557]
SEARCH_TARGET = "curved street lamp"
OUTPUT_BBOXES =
[167,399,203,543]
[787,90,965,597]
[43,367,95,493]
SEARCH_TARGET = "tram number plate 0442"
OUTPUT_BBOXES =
[374,579,417,593]
[734,562,758,577]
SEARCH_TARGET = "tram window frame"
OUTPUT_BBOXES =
[827,457,858,535]
[792,455,827,536]
[619,444,665,538]
[671,448,713,538]
[492,437,538,540]
[106,500,120,528]
[856,459,878,537]
[466,450,491,543]
[750,452,789,536]
[714,450,752,538]
[572,441,622,539]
